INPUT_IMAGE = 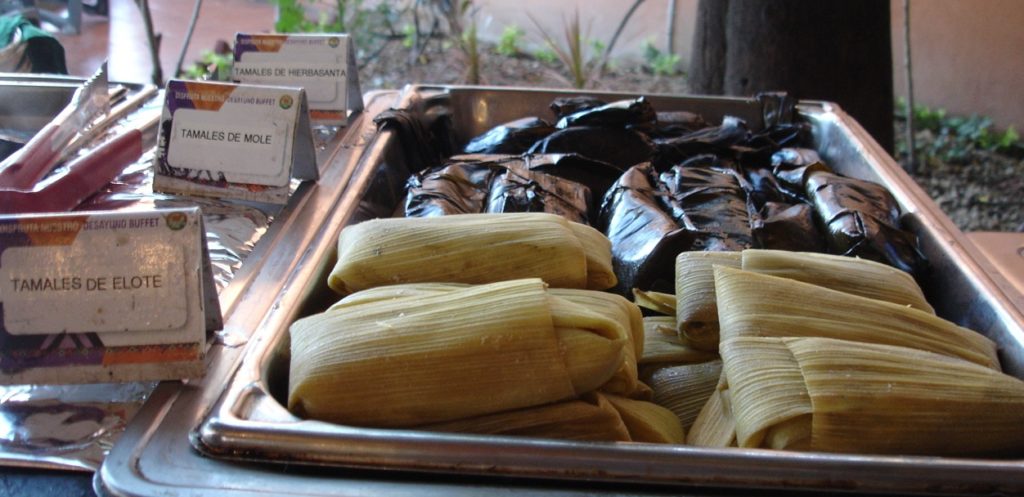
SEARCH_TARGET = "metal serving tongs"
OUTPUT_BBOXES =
[0,62,109,190]
[0,94,161,215]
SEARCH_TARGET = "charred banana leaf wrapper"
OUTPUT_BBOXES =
[554,97,657,130]
[651,116,751,172]
[404,158,504,217]
[550,96,611,119]
[771,148,831,203]
[735,165,785,211]
[441,94,925,295]
[527,126,655,170]
[487,162,590,224]
[405,155,591,224]
[657,155,753,252]
[599,163,700,295]
[374,108,448,175]
[524,154,626,209]
[533,97,657,170]
[806,171,926,274]
[736,165,826,254]
[751,202,825,253]
[461,97,658,170]
[601,156,759,295]
[652,117,809,174]
[647,111,710,138]
[463,117,555,155]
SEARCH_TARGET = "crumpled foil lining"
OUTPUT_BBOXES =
[78,150,280,294]
[0,98,326,471]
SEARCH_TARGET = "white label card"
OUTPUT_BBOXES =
[154,80,317,204]
[0,208,219,384]
[234,59,343,103]
[167,109,288,182]
[233,33,363,125]
[1,241,187,334]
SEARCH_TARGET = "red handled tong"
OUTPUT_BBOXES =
[0,128,145,214]
[0,63,109,190]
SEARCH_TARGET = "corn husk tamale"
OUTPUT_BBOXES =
[632,289,676,315]
[642,360,723,431]
[676,249,939,352]
[550,289,645,398]
[604,393,686,443]
[327,213,616,294]
[423,392,631,442]
[719,336,1024,456]
[289,279,626,427]
[643,316,676,337]
[686,372,737,447]
[740,249,933,313]
[324,282,646,398]
[714,266,999,370]
[640,316,719,366]
[674,251,741,351]
[566,221,617,290]
[326,282,461,311]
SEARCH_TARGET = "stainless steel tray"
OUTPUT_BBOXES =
[101,86,1024,496]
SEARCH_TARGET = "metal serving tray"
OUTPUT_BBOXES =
[102,86,1024,496]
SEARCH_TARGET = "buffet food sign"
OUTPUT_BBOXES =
[153,80,318,204]
[0,208,220,384]
[232,33,363,124]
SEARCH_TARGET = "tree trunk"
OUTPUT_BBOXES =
[688,0,728,94]
[690,0,894,152]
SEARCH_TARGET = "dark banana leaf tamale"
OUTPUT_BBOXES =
[405,160,504,217]
[657,156,754,252]
[748,121,811,153]
[405,156,590,224]
[806,171,925,274]
[550,96,606,119]
[738,166,786,211]
[599,163,693,295]
[751,202,826,252]
[486,163,590,224]
[652,116,751,172]
[373,108,447,175]
[771,148,831,202]
[648,111,710,138]
[527,126,655,170]
[727,122,812,173]
[554,97,657,130]
[600,156,762,294]
[523,154,625,211]
[463,117,555,154]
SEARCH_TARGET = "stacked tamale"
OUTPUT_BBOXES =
[289,213,683,443]
[684,249,1024,456]
[328,212,616,294]
[630,289,722,434]
[289,202,1023,454]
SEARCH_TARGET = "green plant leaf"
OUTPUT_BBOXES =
[496,25,524,57]
[274,0,307,33]
[401,23,415,48]
[533,48,557,64]
[999,126,1020,149]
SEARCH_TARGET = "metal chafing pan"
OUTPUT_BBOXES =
[107,86,1024,496]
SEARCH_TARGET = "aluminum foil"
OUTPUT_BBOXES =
[0,92,332,471]
[79,150,280,294]
[0,382,155,471]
